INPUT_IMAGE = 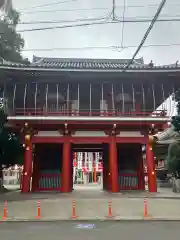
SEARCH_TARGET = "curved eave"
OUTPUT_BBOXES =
[1,65,180,73]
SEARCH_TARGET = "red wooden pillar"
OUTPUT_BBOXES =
[109,136,119,192]
[62,139,71,193]
[146,144,157,192]
[21,143,33,193]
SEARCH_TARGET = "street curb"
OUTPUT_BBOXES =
[124,197,180,199]
[2,216,180,222]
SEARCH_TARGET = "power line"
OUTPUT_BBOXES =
[18,0,78,11]
[17,17,107,25]
[16,17,180,33]
[115,3,180,8]
[21,43,180,52]
[117,18,180,22]
[20,7,109,14]
[22,46,110,51]
[120,0,126,48]
[16,17,180,25]
[17,20,111,33]
[116,13,180,20]
[16,15,180,25]
[114,43,180,49]
[125,0,167,69]
[17,11,112,25]
[19,2,180,12]
[16,11,180,26]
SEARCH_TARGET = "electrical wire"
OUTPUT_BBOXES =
[125,0,167,69]
[113,43,180,49]
[117,18,180,22]
[17,15,116,33]
[20,7,109,14]
[120,0,126,47]
[16,17,180,25]
[115,13,180,20]
[17,18,106,25]
[115,2,180,9]
[16,10,180,25]
[16,17,180,33]
[21,43,180,52]
[19,2,180,12]
[17,12,112,25]
[18,0,79,11]
[16,21,113,33]
[22,46,111,51]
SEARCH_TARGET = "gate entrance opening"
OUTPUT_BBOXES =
[72,144,107,191]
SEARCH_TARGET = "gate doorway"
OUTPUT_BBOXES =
[33,143,63,191]
[72,144,108,191]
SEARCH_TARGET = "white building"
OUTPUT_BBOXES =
[0,0,12,18]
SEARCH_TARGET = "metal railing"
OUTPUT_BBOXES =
[119,173,139,190]
[38,173,62,191]
[11,108,168,117]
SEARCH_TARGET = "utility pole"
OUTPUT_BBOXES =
[112,0,115,20]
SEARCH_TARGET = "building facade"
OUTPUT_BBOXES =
[0,56,178,193]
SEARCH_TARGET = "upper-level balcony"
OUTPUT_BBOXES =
[4,81,174,120]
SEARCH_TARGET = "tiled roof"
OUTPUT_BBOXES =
[0,56,180,72]
[31,56,146,69]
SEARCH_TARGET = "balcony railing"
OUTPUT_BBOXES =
[39,173,62,191]
[119,173,139,190]
[10,108,168,118]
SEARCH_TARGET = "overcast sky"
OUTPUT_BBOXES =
[13,0,180,65]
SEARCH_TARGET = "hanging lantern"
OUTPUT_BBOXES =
[25,134,31,141]
[148,135,155,145]
[24,134,31,148]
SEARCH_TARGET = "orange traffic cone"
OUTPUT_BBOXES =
[71,200,77,219]
[144,199,148,218]
[3,201,7,220]
[36,200,41,219]
[107,201,113,218]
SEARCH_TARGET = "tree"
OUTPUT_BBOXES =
[0,109,24,189]
[0,5,26,189]
[0,4,28,63]
[166,88,180,189]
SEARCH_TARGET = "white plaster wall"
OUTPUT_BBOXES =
[117,131,143,137]
[74,131,107,137]
[35,131,63,137]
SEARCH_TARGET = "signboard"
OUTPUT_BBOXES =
[75,224,95,229]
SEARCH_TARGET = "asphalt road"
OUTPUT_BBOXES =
[0,221,180,240]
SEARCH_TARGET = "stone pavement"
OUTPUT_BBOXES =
[0,187,180,221]
[1,221,180,240]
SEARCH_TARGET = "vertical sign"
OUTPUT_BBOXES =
[77,152,83,169]
[95,152,99,171]
[88,152,93,171]
[84,152,88,172]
